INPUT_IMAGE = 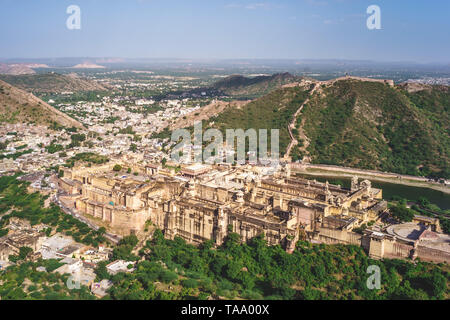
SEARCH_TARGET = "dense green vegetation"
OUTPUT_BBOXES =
[111,235,139,261]
[390,204,415,222]
[2,226,448,300]
[0,260,95,300]
[45,143,64,154]
[64,152,109,168]
[1,174,448,300]
[105,229,449,300]
[42,91,108,104]
[387,197,450,234]
[409,197,450,234]
[0,174,106,247]
[301,80,449,178]
[151,127,171,141]
[8,246,34,263]
[162,79,448,175]
[0,148,33,160]
[70,133,86,144]
[212,73,300,99]
[209,86,311,156]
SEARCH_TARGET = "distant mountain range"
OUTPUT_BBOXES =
[1,58,449,70]
[71,63,106,69]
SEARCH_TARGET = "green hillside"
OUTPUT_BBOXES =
[208,85,312,155]
[300,80,449,178]
[155,76,448,179]
[212,72,301,99]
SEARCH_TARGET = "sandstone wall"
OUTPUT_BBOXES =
[317,227,362,246]
[383,240,413,260]
[416,245,450,264]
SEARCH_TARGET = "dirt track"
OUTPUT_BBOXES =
[284,83,319,160]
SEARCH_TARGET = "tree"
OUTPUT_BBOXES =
[160,270,178,283]
[112,235,139,261]
[0,141,8,150]
[418,197,430,207]
[129,144,137,152]
[120,235,139,247]
[71,133,86,143]
[182,278,198,289]
[390,205,414,222]
[97,227,106,236]
[113,164,122,172]
[94,261,110,281]
[429,272,447,298]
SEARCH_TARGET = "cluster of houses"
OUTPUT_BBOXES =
[0,217,134,298]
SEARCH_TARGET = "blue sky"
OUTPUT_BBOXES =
[1,0,449,62]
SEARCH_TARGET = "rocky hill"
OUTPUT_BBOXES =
[181,76,449,179]
[0,63,36,75]
[294,79,449,178]
[211,72,301,98]
[0,79,84,129]
[0,73,106,94]
[71,63,106,69]
[206,81,314,154]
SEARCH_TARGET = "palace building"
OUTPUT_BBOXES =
[57,162,449,263]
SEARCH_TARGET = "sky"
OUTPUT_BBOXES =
[1,0,449,63]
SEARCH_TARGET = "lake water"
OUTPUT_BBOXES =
[294,174,450,210]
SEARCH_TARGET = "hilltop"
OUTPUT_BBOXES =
[0,63,36,75]
[169,100,249,131]
[71,63,106,69]
[168,75,449,179]
[206,81,314,154]
[294,78,449,178]
[0,73,106,94]
[0,79,84,129]
[211,72,301,98]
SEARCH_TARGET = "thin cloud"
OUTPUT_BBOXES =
[305,0,329,6]
[224,3,242,8]
[225,2,274,10]
[245,3,269,10]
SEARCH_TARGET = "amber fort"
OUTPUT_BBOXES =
[57,161,450,264]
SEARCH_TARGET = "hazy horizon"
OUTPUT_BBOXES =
[2,57,449,63]
[1,0,449,63]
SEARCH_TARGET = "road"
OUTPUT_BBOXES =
[52,192,122,244]
[290,163,450,195]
